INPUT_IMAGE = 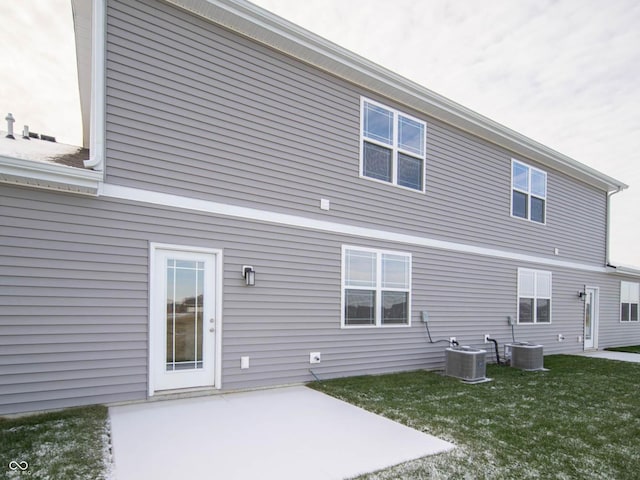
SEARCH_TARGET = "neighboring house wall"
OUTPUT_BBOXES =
[105,0,606,267]
[598,275,640,348]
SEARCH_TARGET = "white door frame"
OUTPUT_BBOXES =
[583,286,599,350]
[148,243,223,396]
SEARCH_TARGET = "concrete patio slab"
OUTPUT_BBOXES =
[580,350,640,363]
[109,386,454,480]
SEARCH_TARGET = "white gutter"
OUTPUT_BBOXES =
[612,265,640,278]
[0,155,101,195]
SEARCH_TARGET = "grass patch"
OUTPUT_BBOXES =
[310,355,640,479]
[0,405,111,479]
[605,345,640,354]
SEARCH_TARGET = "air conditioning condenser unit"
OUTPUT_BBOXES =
[508,342,545,371]
[445,346,488,383]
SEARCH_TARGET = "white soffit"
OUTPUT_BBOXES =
[71,0,93,149]
[167,0,627,193]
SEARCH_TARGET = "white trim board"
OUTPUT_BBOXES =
[102,183,609,274]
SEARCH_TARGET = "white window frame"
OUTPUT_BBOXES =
[511,159,547,224]
[620,281,640,322]
[517,268,552,324]
[341,245,412,328]
[359,97,427,193]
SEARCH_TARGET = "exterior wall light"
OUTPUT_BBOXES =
[242,265,255,286]
[578,291,585,299]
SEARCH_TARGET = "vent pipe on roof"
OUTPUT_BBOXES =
[5,113,15,139]
[22,125,30,140]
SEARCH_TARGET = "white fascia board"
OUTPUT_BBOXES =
[167,0,627,193]
[0,155,101,195]
[101,183,609,274]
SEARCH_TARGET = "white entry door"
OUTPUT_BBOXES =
[584,287,598,350]
[150,245,220,393]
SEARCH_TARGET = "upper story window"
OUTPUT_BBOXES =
[342,246,411,327]
[360,98,426,192]
[511,160,547,224]
[620,281,639,322]
[517,268,552,324]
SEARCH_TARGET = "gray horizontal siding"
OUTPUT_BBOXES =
[1,188,149,414]
[103,0,607,267]
[425,122,607,265]
[1,183,635,414]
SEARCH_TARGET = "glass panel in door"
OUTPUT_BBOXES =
[584,291,592,342]
[165,259,205,371]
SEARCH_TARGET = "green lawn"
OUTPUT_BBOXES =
[310,355,640,480]
[605,345,640,354]
[2,355,639,479]
[0,405,110,480]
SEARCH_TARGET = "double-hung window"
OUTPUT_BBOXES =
[342,246,411,327]
[360,98,426,192]
[517,268,552,324]
[620,281,639,322]
[512,160,547,223]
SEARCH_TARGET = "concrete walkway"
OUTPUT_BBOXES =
[580,350,640,363]
[109,386,454,480]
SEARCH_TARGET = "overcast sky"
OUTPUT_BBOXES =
[1,0,638,266]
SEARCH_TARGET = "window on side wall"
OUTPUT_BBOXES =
[517,268,552,324]
[620,281,639,322]
[512,160,547,223]
[360,98,426,192]
[342,246,411,327]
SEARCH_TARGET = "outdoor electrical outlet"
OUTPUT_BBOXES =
[558,334,565,342]
[240,356,250,369]
[484,334,490,344]
[310,352,321,364]
[449,337,456,345]
[507,316,514,325]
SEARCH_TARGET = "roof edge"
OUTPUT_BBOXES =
[610,264,640,279]
[0,155,101,195]
[167,0,627,193]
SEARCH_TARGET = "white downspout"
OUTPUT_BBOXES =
[83,0,106,173]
